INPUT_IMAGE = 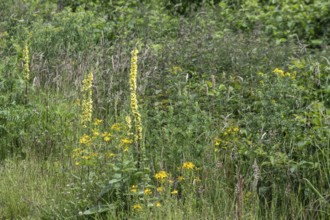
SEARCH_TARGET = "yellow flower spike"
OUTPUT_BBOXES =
[22,44,30,82]
[129,49,143,142]
[81,72,93,127]
[182,162,195,170]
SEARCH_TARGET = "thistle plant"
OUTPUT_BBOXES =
[81,72,93,128]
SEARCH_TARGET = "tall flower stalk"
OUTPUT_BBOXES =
[22,44,30,100]
[81,72,93,128]
[129,49,143,166]
[23,44,30,82]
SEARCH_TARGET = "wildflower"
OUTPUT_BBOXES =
[155,202,161,207]
[233,127,239,132]
[130,185,138,193]
[81,155,91,160]
[182,162,195,170]
[144,188,152,196]
[79,134,91,145]
[111,123,121,132]
[104,136,111,142]
[92,129,100,137]
[156,186,163,193]
[129,49,143,141]
[105,151,116,159]
[154,171,168,181]
[273,68,285,77]
[133,204,142,210]
[81,72,93,127]
[93,119,102,126]
[214,137,221,146]
[22,44,30,81]
[121,138,133,145]
[178,176,185,182]
[171,190,178,195]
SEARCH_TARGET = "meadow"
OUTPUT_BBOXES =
[0,0,329,219]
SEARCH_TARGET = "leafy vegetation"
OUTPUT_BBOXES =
[0,0,329,219]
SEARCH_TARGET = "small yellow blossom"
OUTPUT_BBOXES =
[104,136,111,142]
[81,72,93,127]
[130,185,138,193]
[120,138,133,145]
[144,188,152,196]
[154,171,168,181]
[214,137,221,146]
[233,127,239,132]
[105,151,116,159]
[155,202,161,207]
[156,187,163,193]
[93,119,103,126]
[79,134,92,145]
[22,44,30,81]
[178,176,185,182]
[182,162,195,170]
[93,129,100,136]
[171,190,178,195]
[111,123,122,131]
[273,68,285,77]
[133,204,142,210]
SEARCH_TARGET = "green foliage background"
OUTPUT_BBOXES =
[0,0,329,219]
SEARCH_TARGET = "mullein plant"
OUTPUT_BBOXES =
[129,49,143,166]
[22,44,30,100]
[81,72,93,128]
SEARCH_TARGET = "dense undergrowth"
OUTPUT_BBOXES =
[0,0,329,219]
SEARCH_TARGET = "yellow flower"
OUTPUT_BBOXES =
[79,134,91,145]
[178,176,185,182]
[93,129,100,137]
[233,127,239,132]
[105,151,116,159]
[120,138,133,145]
[144,188,152,196]
[129,49,143,141]
[214,137,221,146]
[22,44,30,81]
[171,190,178,195]
[155,202,161,207]
[111,123,121,132]
[154,171,168,181]
[273,68,285,77]
[182,162,195,170]
[156,186,163,193]
[130,185,138,193]
[104,136,111,142]
[93,119,103,126]
[133,204,142,210]
[81,72,93,127]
